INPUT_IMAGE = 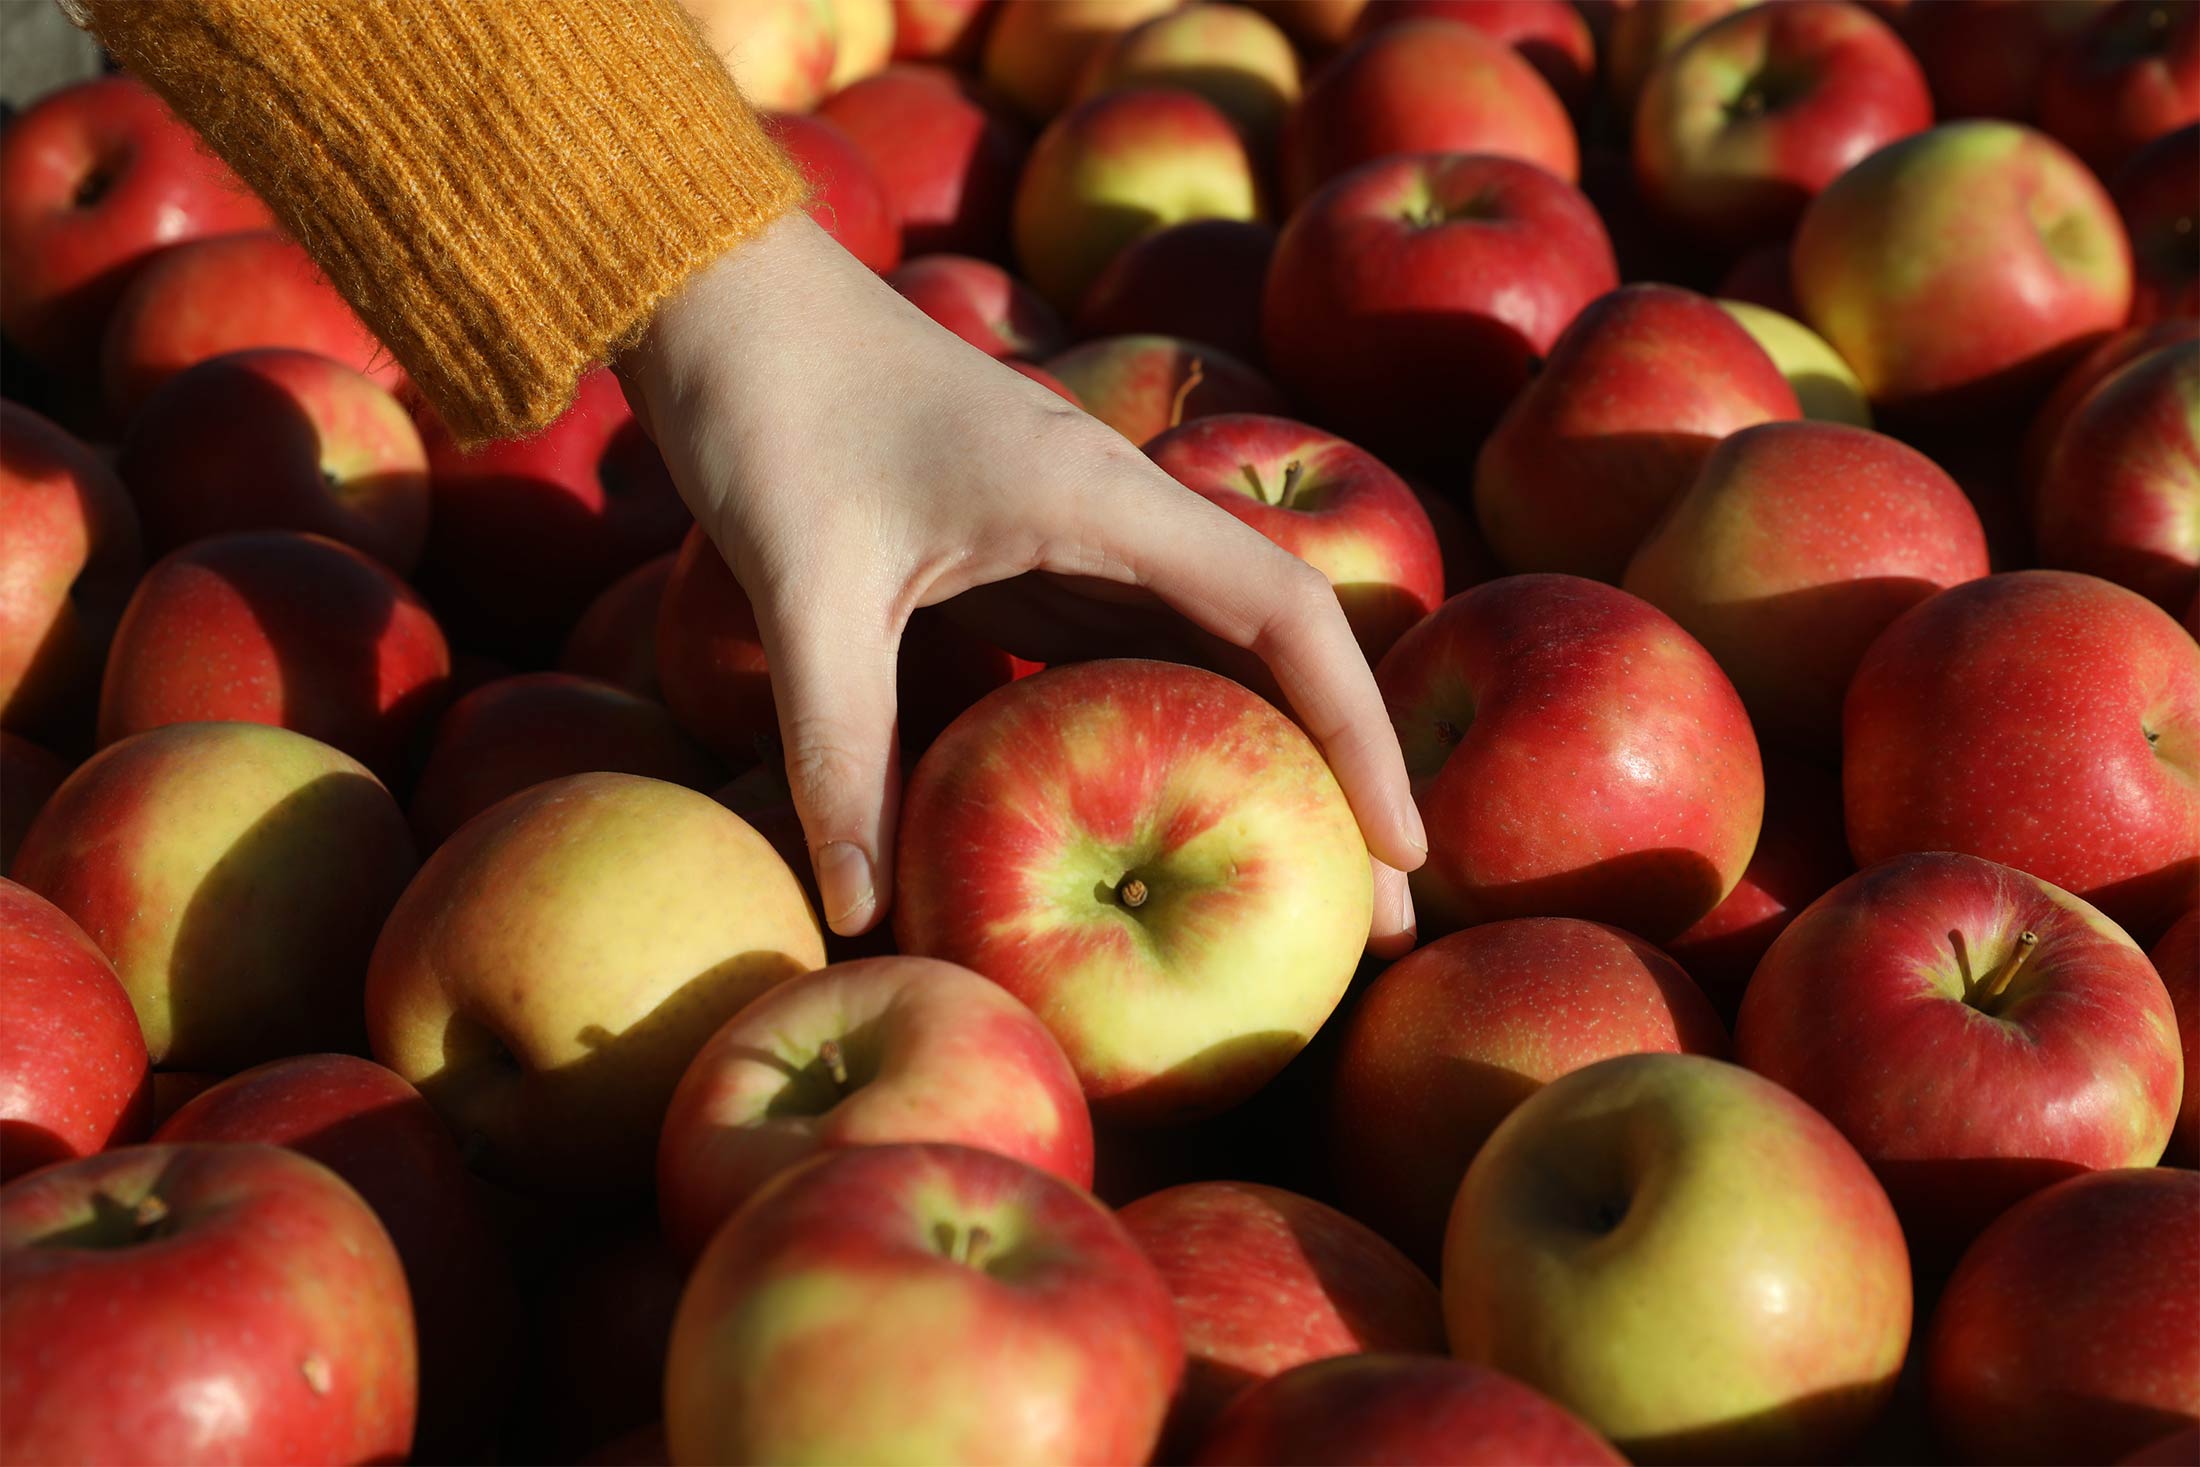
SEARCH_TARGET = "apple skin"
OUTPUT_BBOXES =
[1621,419,1989,756]
[1607,0,1759,115]
[366,771,824,1190]
[664,1141,1184,1465]
[0,879,150,1181]
[1281,19,1578,208]
[765,111,904,274]
[1718,299,1874,426]
[1012,87,1261,313]
[2115,122,2199,325]
[680,0,838,111]
[407,672,726,850]
[657,954,1094,1259]
[2153,907,2199,1163]
[1926,1169,2200,1465]
[559,550,676,698]
[0,1143,417,1466]
[1193,1354,1627,1467]
[0,734,67,872]
[1041,333,1286,446]
[981,0,1182,121]
[893,0,991,62]
[1074,218,1274,366]
[1262,153,1618,467]
[1074,4,1303,160]
[150,1053,520,1457]
[1792,121,2132,417]
[2022,318,2199,496]
[885,253,1064,359]
[1843,569,2200,943]
[822,66,1028,258]
[2039,0,2200,176]
[0,401,143,743]
[1901,0,2105,124]
[117,346,430,574]
[97,530,453,784]
[1143,412,1445,659]
[1009,358,1083,404]
[1328,917,1729,1268]
[1474,283,1801,582]
[828,0,896,87]
[2034,339,2200,614]
[1350,0,1599,111]
[1376,574,1763,941]
[894,659,1373,1125]
[0,76,274,381]
[1250,0,1369,51]
[11,721,416,1072]
[1444,1052,1912,1465]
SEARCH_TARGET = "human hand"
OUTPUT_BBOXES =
[619,215,1424,947]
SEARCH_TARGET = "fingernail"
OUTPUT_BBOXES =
[815,841,876,935]
[1403,801,1428,859]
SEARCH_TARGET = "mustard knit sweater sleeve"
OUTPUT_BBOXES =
[75,0,808,445]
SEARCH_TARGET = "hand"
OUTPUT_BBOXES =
[619,215,1425,948]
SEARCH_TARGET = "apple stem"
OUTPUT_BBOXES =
[1279,460,1306,507]
[956,1224,995,1269]
[1435,720,1462,746]
[818,1039,849,1089]
[132,1194,170,1234]
[1116,875,1150,909]
[1168,358,1206,431]
[1975,931,2039,1004]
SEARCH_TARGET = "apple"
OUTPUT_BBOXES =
[0,734,66,872]
[1281,19,1578,208]
[1718,299,1873,425]
[366,772,823,1189]
[1143,412,1444,659]
[1475,283,1801,582]
[680,0,838,111]
[1075,4,1302,159]
[559,550,676,697]
[658,954,1092,1258]
[0,401,142,742]
[2115,122,2199,325]
[1009,358,1082,403]
[2153,907,2199,1163]
[1926,1168,2200,1464]
[1074,218,1274,365]
[1718,241,1803,314]
[981,0,1181,121]
[1329,917,1729,1267]
[1041,333,1286,446]
[828,0,896,87]
[2022,318,2198,494]
[1844,569,2200,942]
[1350,0,1598,111]
[820,65,1028,259]
[97,530,451,783]
[1444,1052,1912,1464]
[2039,0,2199,175]
[530,1224,688,1462]
[1901,0,2105,124]
[1012,87,1260,312]
[0,1143,416,1466]
[2127,1426,2200,1466]
[1262,153,1618,466]
[766,111,903,273]
[892,0,990,62]
[885,253,1064,359]
[1607,0,1758,114]
[0,75,274,381]
[1622,420,1988,755]
[1250,0,1368,51]
[894,659,1372,1123]
[664,1142,1183,1464]
[0,879,149,1181]
[1194,1354,1626,1467]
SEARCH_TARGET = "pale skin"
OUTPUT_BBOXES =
[619,215,1424,948]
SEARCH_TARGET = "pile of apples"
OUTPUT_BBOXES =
[2,0,2197,1463]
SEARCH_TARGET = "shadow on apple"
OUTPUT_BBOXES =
[1426,847,1733,947]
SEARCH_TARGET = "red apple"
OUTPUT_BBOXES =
[1074,4,1303,159]
[1251,0,1370,51]
[885,252,1064,359]
[2115,122,2199,325]
[2039,0,2200,175]
[0,1143,416,1465]
[981,0,1182,121]
[1718,240,1802,314]
[1902,0,2105,124]
[2022,318,2199,494]
[1041,333,1286,445]
[766,111,904,274]
[558,550,675,697]
[1073,218,1274,366]
[2153,907,2199,1163]
[1008,358,1082,403]
[823,66,1028,258]
[893,0,991,62]
[658,954,1092,1258]
[1844,569,2200,941]
[1607,0,1758,115]
[0,733,66,872]
[1351,0,1598,111]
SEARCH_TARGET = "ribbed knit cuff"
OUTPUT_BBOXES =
[81,0,808,445]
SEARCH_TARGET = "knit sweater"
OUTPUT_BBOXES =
[76,0,808,445]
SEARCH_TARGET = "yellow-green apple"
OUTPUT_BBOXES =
[2039,0,2198,175]
[1718,299,1874,425]
[982,0,1181,120]
[1791,122,2132,418]
[2115,122,2199,325]
[530,1223,687,1461]
[1144,413,1444,660]
[150,1054,519,1458]
[1074,4,1301,160]
[766,111,903,272]
[99,231,398,427]
[885,253,1064,359]
[559,550,675,698]
[407,672,725,850]
[0,1143,416,1467]
[1607,0,1758,114]
[2034,339,2200,612]
[365,772,823,1189]
[827,0,896,87]
[680,0,839,111]
[664,1142,1183,1464]
[1118,1180,1446,1457]
[1622,420,1989,755]
[97,531,452,782]
[1474,283,1801,581]
[1843,569,2200,941]
[1444,1052,1912,1464]
[117,347,430,573]
[1376,575,1763,940]
[820,66,1028,258]
[657,954,1091,1258]
[0,734,66,871]
[1736,851,2182,1260]
[1351,0,1599,112]
[1250,0,1367,51]
[1900,0,2104,124]
[1193,1355,1626,1467]
[1042,333,1286,445]
[0,401,142,741]
[892,0,989,62]
[1328,918,1728,1266]
[0,76,274,383]
[1074,218,1275,365]
[2023,319,2198,495]
[893,659,1373,1123]
[2153,908,2198,1163]
[1280,19,1579,208]
[416,368,690,658]
[0,879,149,1181]
[1012,87,1260,312]
[12,722,414,1071]
[1925,1168,2200,1465]
[1262,154,1617,466]
[1635,0,1932,250]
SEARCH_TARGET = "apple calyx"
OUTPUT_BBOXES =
[1972,930,2041,1007]
[818,1038,851,1089]
[1116,874,1151,909]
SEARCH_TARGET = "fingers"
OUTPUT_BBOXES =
[1368,858,1417,959]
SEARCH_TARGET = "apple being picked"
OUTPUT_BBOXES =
[894,659,1373,1124]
